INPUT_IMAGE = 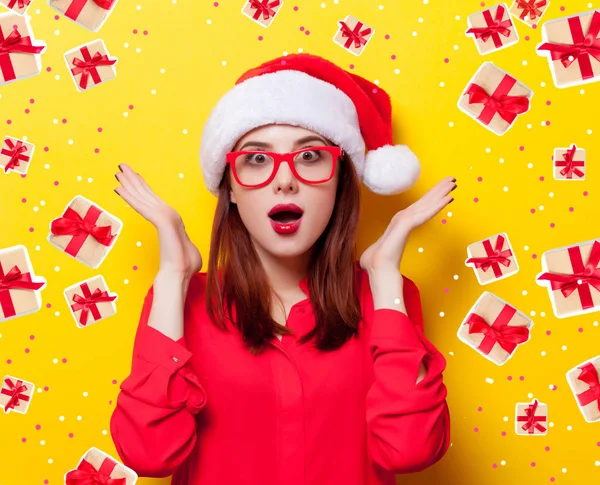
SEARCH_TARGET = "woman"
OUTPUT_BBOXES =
[110,53,454,485]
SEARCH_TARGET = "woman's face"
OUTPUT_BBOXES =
[228,124,341,261]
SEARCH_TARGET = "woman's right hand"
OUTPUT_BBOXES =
[114,163,202,279]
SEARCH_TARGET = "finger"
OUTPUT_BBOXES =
[114,186,154,219]
[133,171,162,204]
[117,163,146,198]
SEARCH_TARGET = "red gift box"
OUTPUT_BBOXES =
[48,0,118,32]
[64,39,117,91]
[509,0,549,27]
[0,375,34,414]
[65,275,117,328]
[65,447,137,484]
[0,12,46,85]
[465,232,519,284]
[241,0,282,28]
[566,356,600,422]
[536,239,600,318]
[553,144,586,180]
[332,14,375,56]
[0,136,34,174]
[537,10,600,88]
[0,0,33,15]
[515,399,548,435]
[466,3,519,55]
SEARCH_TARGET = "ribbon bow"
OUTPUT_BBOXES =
[556,144,585,179]
[0,28,46,56]
[0,263,45,319]
[1,139,30,173]
[71,283,117,326]
[466,5,512,46]
[466,235,513,276]
[71,48,117,90]
[575,362,600,409]
[248,0,280,21]
[515,0,547,21]
[537,11,600,80]
[464,311,530,355]
[338,20,372,50]
[537,241,600,310]
[65,458,126,485]
[50,207,116,247]
[7,0,32,9]
[1,378,30,413]
[465,82,530,124]
[517,399,547,434]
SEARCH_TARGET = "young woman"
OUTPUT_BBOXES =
[110,53,454,485]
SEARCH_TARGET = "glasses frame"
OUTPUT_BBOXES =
[225,145,343,189]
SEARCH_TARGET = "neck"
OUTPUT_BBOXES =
[253,240,312,294]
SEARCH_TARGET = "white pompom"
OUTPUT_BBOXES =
[362,144,421,195]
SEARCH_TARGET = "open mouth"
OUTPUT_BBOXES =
[269,211,303,224]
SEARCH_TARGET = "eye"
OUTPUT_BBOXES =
[243,153,269,165]
[296,149,322,162]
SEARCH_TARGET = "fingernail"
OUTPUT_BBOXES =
[118,164,123,171]
[114,173,119,180]
[452,177,457,182]
[450,198,455,203]
[451,184,458,191]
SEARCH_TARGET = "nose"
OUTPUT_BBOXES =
[272,158,298,192]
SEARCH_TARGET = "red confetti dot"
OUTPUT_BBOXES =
[545,121,551,126]
[349,64,354,69]
[299,26,304,31]
[22,437,26,443]
[492,464,497,468]
[508,376,513,381]
[293,5,298,10]
[531,462,536,467]
[519,375,524,380]
[44,386,49,391]
[501,431,506,436]
[25,348,29,353]
[546,330,551,335]
[477,406,483,411]
[36,424,41,430]
[98,127,103,132]
[143,30,148,35]
[391,54,396,60]
[258,36,263,41]
[46,67,52,72]
[7,119,11,124]
[550,223,555,228]
[305,30,310,35]
[532,24,538,29]
[29,99,34,104]
[54,181,59,186]
[474,197,479,203]
[525,35,530,41]
[546,100,551,105]
[46,303,51,308]
[54,14,59,19]
[29,227,34,232]
[441,219,447,224]
[584,191,588,196]
[21,198,26,203]
[444,58,449,63]
[128,105,134,110]
[545,446,550,451]
[532,254,537,259]
[133,265,138,270]
[44,147,49,151]
[94,148,100,153]
[474,427,479,432]
[531,208,536,213]
[7,359,11,364]
[569,207,574,212]
[62,358,67,363]
[112,379,118,384]
[62,118,67,123]
[551,384,557,390]
[30,335,34,340]
[133,29,138,34]
[540,176,545,181]
[519,146,525,151]
[550,478,555,482]
[477,176,483,182]
[560,6,565,10]
[444,288,449,293]
[25,109,30,114]
[578,328,583,332]
[480,2,485,6]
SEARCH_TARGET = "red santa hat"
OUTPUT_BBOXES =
[199,52,421,197]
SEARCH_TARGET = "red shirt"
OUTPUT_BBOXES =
[110,261,450,485]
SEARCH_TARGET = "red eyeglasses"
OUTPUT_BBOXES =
[225,146,343,189]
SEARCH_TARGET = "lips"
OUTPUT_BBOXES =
[268,203,304,223]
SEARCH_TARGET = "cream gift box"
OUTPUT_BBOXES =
[64,275,118,328]
[64,38,118,92]
[566,355,600,423]
[553,144,586,180]
[465,232,519,285]
[332,14,374,56]
[0,136,34,174]
[515,399,548,435]
[0,375,34,414]
[48,0,118,32]
[241,0,282,28]
[466,3,519,55]
[64,447,138,484]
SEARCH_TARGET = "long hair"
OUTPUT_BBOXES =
[205,150,362,355]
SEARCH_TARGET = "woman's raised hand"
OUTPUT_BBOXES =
[114,163,202,278]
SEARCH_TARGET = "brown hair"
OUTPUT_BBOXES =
[205,151,363,355]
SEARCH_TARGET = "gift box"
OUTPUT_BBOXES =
[47,195,122,269]
[515,399,548,435]
[553,144,586,180]
[536,239,600,318]
[332,14,374,56]
[458,62,533,135]
[64,39,117,92]
[0,12,46,85]
[64,275,117,328]
[0,245,46,322]
[0,375,34,414]
[48,0,118,32]
[466,3,519,55]
[65,447,138,485]
[0,136,34,174]
[0,0,32,15]
[509,0,549,27]
[465,232,519,285]
[566,355,600,422]
[536,10,600,88]
[241,0,282,28]
[457,291,533,365]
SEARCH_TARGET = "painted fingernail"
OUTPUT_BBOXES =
[450,198,455,203]
[451,185,458,191]
[114,173,119,180]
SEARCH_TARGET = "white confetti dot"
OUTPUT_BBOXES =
[124,279,129,285]
[53,358,58,364]
[503,416,508,422]
[418,247,424,253]
[54,311,60,317]
[499,158,504,163]
[541,82,546,87]
[485,147,491,153]
[500,460,506,466]
[530,310,536,316]
[160,68,166,74]
[541,121,546,127]
[374,79,379,85]
[54,266,60,272]
[447,212,453,217]
[83,392,88,397]
[455,15,460,20]
[567,425,572,430]
[33,206,38,212]
[151,89,157,95]
[40,200,45,206]
[35,8,40,13]
[562,345,567,351]
[412,31,417,36]
[48,459,53,464]
[562,468,567,473]
[541,312,546,317]
[549,422,554,427]
[527,123,532,129]
[221,61,227,66]
[136,241,142,247]
[541,351,546,356]
[440,81,445,87]
[77,416,82,421]
[182,129,188,135]
[423,0,428,4]
[522,290,528,296]
[503,186,508,192]
[549,192,554,198]
[439,312,445,317]
[68,139,73,145]
[44,164,50,169]
[394,68,400,75]
[206,19,212,24]
[595,461,600,466]
[77,176,82,181]
[102,429,108,435]
[539,205,544,211]
[54,30,60,35]
[40,440,45,445]
[53,119,58,124]
[59,416,64,421]
[453,274,459,280]
[378,5,384,10]
[136,4,141,9]
[580,89,585,94]
[178,173,184,178]
[87,177,93,183]
[124,43,129,48]
[527,162,534,168]
[485,377,494,384]
[594,321,598,326]
[448,122,454,127]
[298,48,303,53]
[418,17,423,23]
[524,245,529,251]
[448,351,454,356]
[37,387,42,393]
[136,48,142,53]
[453,45,459,50]
[587,129,593,135]
[123,112,129,117]
[528,392,533,398]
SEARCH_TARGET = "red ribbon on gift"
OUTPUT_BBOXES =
[71,281,116,326]
[70,45,117,90]
[1,377,30,413]
[466,5,513,48]
[248,0,280,21]
[555,144,585,179]
[463,304,530,356]
[0,263,45,319]
[466,234,513,278]
[50,204,117,259]
[65,455,127,485]
[464,75,530,126]
[575,362,600,410]
[537,240,600,311]
[0,28,46,83]
[64,0,117,22]
[515,0,547,21]
[7,0,32,9]
[517,399,547,434]
[537,11,600,81]
[338,19,372,50]
[1,138,30,173]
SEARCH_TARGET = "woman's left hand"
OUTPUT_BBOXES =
[359,176,457,273]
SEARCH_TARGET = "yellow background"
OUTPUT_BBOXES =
[0,0,599,484]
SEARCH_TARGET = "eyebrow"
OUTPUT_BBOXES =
[239,135,328,151]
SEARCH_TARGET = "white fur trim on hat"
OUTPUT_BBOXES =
[363,144,421,195]
[199,70,366,197]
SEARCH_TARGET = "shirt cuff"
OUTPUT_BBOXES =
[370,308,426,349]
[136,325,194,374]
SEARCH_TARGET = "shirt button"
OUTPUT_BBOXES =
[172,356,179,363]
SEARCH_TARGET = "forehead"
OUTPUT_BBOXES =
[234,124,330,148]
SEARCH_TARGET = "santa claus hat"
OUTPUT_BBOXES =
[199,52,421,197]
